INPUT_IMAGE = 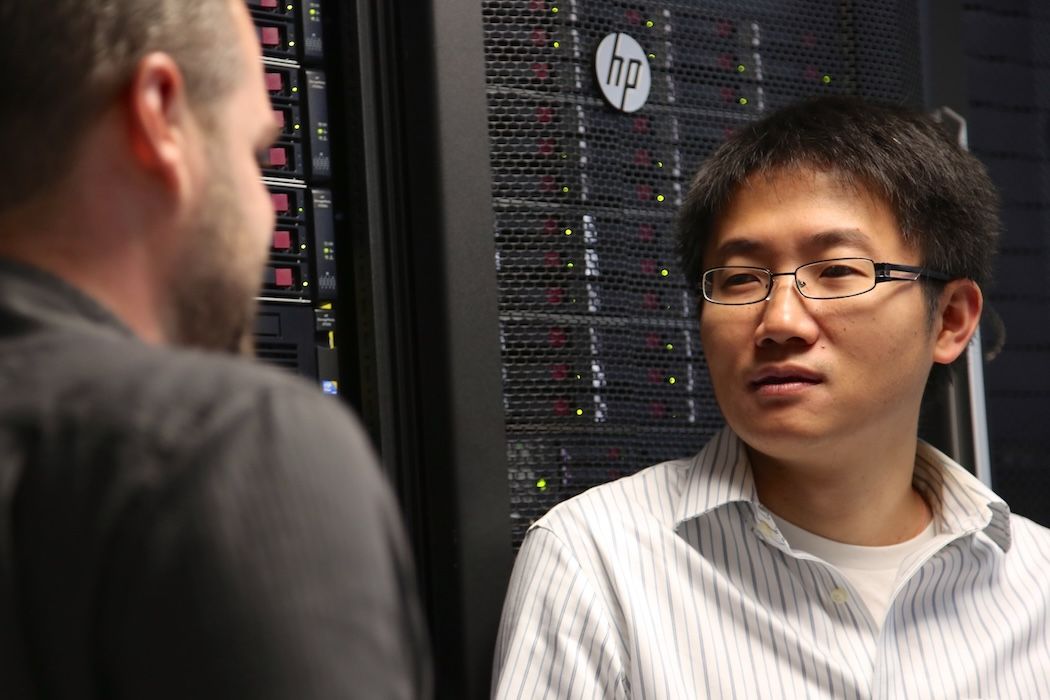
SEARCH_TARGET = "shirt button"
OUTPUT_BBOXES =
[830,587,849,604]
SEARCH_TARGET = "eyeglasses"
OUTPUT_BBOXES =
[701,257,952,305]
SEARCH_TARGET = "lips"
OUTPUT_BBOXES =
[748,365,824,393]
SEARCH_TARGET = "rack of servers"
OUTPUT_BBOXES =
[244,1,1049,697]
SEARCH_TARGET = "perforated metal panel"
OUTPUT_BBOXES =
[961,2,1050,526]
[482,0,923,545]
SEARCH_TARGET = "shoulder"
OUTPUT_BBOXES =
[528,457,693,544]
[3,327,380,495]
[1006,513,1050,554]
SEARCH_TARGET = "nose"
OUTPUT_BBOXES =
[754,275,820,347]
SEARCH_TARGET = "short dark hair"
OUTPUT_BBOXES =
[677,96,1001,308]
[0,0,241,214]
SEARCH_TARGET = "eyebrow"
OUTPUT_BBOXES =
[710,228,875,262]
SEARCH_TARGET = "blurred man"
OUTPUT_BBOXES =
[493,97,1050,698]
[0,1,429,697]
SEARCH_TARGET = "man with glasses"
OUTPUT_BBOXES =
[493,96,1050,698]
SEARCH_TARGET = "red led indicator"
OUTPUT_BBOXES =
[645,333,661,349]
[625,9,641,24]
[538,138,555,156]
[536,106,554,124]
[260,0,278,7]
[267,147,288,167]
[546,287,564,305]
[529,0,544,10]
[632,116,650,134]
[639,224,655,242]
[633,148,650,166]
[265,72,284,92]
[549,328,567,348]
[650,402,667,419]
[636,184,653,201]
[640,259,656,275]
[721,86,735,103]
[544,251,560,268]
[718,53,734,70]
[717,19,733,38]
[550,364,569,381]
[531,62,550,80]
[260,27,281,47]
[531,28,547,46]
[540,175,556,192]
[274,268,294,287]
[272,230,292,250]
[648,369,662,384]
[544,218,559,234]
[271,193,290,213]
[642,292,659,309]
[553,399,571,417]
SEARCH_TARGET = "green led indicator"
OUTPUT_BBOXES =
[292,87,299,93]
[660,268,669,277]
[561,153,568,159]
[665,343,674,351]
[308,7,316,14]
[323,247,331,254]
[317,127,324,135]
[656,194,665,202]
[566,261,575,269]
[551,5,559,13]
[302,281,310,287]
[562,186,570,193]
[288,40,296,47]
[739,97,749,105]
[293,123,301,130]
[536,478,548,490]
[668,376,677,385]
[301,243,308,250]
[576,408,584,416]
[648,53,656,59]
[553,40,561,48]
[575,374,582,380]
[656,160,664,168]
[297,207,304,213]
[564,228,573,235]
[645,19,654,28]
[822,74,832,84]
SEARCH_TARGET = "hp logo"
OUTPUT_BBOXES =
[594,32,651,113]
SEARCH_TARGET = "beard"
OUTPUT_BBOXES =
[167,152,268,356]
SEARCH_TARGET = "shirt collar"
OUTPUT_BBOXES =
[0,257,132,339]
[674,426,1012,553]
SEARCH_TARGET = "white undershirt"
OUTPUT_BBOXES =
[769,513,938,631]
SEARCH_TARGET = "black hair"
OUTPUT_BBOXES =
[677,96,1000,309]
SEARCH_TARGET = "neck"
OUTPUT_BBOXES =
[0,203,172,347]
[748,433,931,545]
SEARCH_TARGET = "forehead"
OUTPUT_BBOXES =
[705,166,911,264]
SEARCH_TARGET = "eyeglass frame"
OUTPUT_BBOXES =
[700,257,953,306]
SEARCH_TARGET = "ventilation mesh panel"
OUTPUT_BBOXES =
[962,1,1050,526]
[482,0,922,545]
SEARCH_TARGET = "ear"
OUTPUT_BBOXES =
[932,279,983,365]
[125,53,198,197]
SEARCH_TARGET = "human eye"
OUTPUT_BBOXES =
[811,259,871,281]
[722,271,763,287]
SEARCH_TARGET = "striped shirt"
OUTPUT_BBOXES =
[493,428,1050,699]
